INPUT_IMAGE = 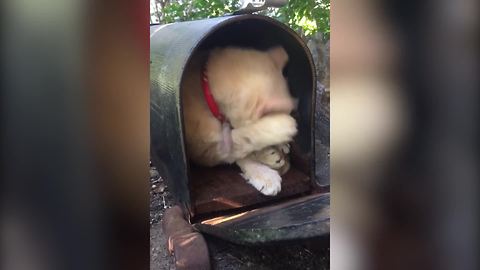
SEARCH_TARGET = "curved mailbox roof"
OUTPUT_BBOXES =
[150,15,317,213]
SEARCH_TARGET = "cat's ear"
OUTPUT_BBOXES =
[267,46,289,70]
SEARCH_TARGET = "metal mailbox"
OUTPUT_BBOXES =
[150,14,329,247]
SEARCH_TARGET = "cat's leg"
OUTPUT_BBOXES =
[236,157,282,196]
[227,114,297,162]
[250,144,291,175]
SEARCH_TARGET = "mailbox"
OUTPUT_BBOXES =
[150,14,329,249]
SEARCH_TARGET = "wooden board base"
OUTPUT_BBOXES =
[190,164,311,215]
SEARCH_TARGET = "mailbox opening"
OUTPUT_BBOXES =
[179,17,316,218]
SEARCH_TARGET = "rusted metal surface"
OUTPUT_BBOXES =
[194,193,330,244]
[169,232,211,270]
[190,164,311,215]
[163,206,211,270]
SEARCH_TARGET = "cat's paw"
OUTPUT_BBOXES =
[270,115,297,144]
[258,114,297,146]
[240,163,282,196]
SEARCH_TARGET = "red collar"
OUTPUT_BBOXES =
[202,67,226,123]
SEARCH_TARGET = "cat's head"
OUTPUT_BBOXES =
[207,46,296,126]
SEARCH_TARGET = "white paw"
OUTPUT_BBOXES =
[240,163,282,196]
[271,115,297,144]
[261,114,297,146]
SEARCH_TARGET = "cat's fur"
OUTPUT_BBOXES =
[182,46,297,195]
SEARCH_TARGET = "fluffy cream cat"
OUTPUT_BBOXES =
[182,46,297,195]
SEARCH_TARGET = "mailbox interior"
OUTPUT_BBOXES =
[180,17,316,218]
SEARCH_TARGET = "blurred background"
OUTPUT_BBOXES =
[1,0,149,269]
[331,0,478,269]
[1,0,477,270]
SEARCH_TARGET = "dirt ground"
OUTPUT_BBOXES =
[150,84,330,269]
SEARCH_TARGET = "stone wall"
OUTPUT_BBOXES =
[307,32,330,91]
[305,32,330,186]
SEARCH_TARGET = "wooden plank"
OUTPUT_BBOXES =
[190,164,311,215]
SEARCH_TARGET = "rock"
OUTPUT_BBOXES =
[152,183,166,193]
[306,32,329,88]
[150,168,160,179]
[314,82,330,186]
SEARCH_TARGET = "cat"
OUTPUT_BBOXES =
[181,46,297,195]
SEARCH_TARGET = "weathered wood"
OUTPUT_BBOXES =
[190,163,311,215]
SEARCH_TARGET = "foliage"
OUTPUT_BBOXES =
[151,0,329,39]
[267,0,330,38]
[163,0,239,22]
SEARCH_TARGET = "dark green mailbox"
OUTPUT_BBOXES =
[150,14,329,247]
